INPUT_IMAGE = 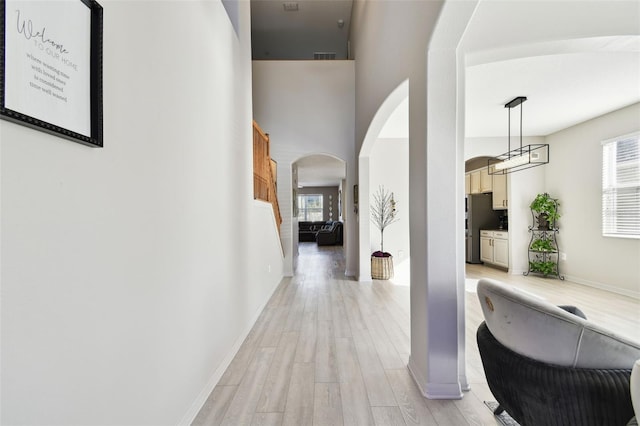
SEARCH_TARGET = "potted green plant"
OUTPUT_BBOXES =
[370,185,398,279]
[530,193,560,229]
[529,260,557,276]
[530,238,556,252]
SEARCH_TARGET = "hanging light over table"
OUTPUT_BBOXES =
[488,96,549,175]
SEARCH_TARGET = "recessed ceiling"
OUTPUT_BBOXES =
[295,155,345,187]
[461,1,640,138]
[466,51,640,137]
[251,0,353,60]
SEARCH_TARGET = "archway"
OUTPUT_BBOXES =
[358,80,409,281]
[292,154,347,269]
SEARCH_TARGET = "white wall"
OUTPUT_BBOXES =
[0,2,284,424]
[252,61,356,276]
[369,138,410,281]
[545,103,640,298]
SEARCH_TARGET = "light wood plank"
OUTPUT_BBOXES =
[330,281,352,338]
[340,283,368,332]
[250,412,283,426]
[294,308,317,363]
[313,382,344,426]
[260,306,289,347]
[192,385,237,426]
[351,330,397,406]
[335,337,375,425]
[257,331,299,413]
[218,307,276,385]
[422,399,470,426]
[317,288,332,322]
[283,284,307,332]
[267,278,293,308]
[315,320,339,382]
[220,347,276,426]
[386,369,438,426]
[282,363,315,426]
[454,388,502,426]
[372,406,407,426]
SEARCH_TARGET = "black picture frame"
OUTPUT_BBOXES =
[0,0,103,147]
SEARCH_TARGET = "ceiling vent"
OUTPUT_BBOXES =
[314,52,336,60]
[283,2,299,11]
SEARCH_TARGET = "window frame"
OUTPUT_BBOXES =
[297,194,324,222]
[601,131,640,239]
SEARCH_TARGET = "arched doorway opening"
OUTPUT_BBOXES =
[358,80,409,282]
[292,154,347,270]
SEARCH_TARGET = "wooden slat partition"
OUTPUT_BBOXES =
[253,121,282,235]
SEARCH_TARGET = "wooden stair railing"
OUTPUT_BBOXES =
[253,121,282,235]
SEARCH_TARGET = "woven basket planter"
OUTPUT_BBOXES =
[371,255,394,280]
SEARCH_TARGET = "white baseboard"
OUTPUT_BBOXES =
[407,357,463,400]
[178,278,282,425]
[459,374,470,392]
[510,268,639,300]
[563,274,640,300]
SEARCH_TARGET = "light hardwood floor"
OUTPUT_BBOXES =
[193,243,640,426]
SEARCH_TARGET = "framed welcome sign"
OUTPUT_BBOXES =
[0,0,103,147]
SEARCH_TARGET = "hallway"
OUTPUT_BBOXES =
[193,244,499,425]
[194,244,639,425]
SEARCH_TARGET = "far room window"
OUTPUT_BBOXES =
[298,194,323,221]
[602,132,640,238]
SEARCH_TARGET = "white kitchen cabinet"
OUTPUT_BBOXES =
[480,230,509,268]
[470,170,481,194]
[493,232,509,268]
[480,167,492,193]
[465,173,471,195]
[480,232,493,263]
[492,173,508,209]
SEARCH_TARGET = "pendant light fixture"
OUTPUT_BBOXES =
[488,96,549,175]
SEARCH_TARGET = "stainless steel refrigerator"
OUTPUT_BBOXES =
[466,194,499,263]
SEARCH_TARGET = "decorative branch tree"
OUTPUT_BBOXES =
[370,185,398,256]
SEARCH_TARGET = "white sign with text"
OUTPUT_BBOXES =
[4,0,91,137]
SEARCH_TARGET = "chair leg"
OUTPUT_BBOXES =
[493,405,505,415]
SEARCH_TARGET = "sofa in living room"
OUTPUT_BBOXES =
[298,221,325,242]
[298,221,343,245]
[317,221,343,246]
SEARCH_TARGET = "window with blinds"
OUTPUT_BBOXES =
[602,132,640,238]
[297,194,324,221]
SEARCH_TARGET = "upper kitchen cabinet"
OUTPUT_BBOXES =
[492,173,508,209]
[466,156,494,195]
[480,167,492,193]
[470,170,481,194]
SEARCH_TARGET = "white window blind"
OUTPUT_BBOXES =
[602,132,640,238]
[298,194,323,221]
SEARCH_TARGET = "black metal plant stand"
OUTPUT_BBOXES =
[524,198,564,280]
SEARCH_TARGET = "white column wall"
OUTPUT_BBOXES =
[351,0,476,398]
[408,46,462,398]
